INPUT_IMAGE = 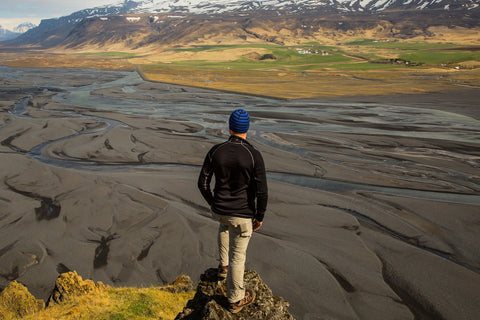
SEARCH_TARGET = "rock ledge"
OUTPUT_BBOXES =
[176,268,295,320]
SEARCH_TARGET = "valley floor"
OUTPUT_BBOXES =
[1,50,480,100]
[0,64,479,320]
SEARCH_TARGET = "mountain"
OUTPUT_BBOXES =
[0,22,37,41]
[109,0,480,13]
[13,22,37,34]
[0,2,138,48]
[0,26,19,41]
[2,0,479,49]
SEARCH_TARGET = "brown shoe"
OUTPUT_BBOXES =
[228,289,255,314]
[217,265,228,280]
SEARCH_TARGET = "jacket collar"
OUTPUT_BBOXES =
[229,135,249,144]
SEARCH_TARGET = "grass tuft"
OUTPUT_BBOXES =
[20,287,194,320]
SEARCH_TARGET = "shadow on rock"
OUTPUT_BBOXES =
[175,268,295,320]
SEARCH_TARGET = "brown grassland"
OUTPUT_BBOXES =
[136,64,480,99]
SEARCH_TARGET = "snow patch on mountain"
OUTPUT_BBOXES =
[122,0,480,14]
[13,22,36,33]
[0,22,37,41]
[33,0,480,25]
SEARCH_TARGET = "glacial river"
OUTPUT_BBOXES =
[2,66,480,205]
[2,67,479,201]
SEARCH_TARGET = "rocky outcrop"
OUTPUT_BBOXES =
[162,275,196,294]
[175,268,295,320]
[0,281,44,318]
[47,271,108,306]
[0,269,290,319]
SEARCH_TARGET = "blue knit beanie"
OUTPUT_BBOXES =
[229,109,250,134]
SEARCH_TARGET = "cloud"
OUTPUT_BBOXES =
[0,0,120,30]
[1,0,121,19]
[0,17,42,30]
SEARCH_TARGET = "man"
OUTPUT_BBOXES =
[197,109,268,314]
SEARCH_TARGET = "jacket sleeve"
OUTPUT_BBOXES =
[197,150,214,206]
[253,150,268,222]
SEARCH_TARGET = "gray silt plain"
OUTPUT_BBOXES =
[0,67,479,319]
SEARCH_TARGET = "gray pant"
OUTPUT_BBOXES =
[213,213,253,303]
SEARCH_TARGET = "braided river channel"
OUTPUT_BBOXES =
[1,66,479,319]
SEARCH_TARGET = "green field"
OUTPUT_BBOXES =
[74,42,480,70]
[135,40,479,99]
[346,39,480,65]
[169,44,281,52]
[399,50,480,65]
[165,44,352,69]
[155,41,480,70]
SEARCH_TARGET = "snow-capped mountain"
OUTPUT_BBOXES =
[64,0,480,16]
[125,0,480,13]
[126,0,328,13]
[0,22,36,41]
[2,0,479,48]
[12,22,37,34]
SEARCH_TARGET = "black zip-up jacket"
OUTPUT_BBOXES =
[198,135,268,221]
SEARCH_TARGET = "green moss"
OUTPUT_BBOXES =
[108,313,127,320]
[125,293,157,317]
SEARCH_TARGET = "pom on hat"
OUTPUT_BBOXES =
[229,109,250,134]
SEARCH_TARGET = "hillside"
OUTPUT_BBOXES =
[2,0,480,50]
[43,10,480,51]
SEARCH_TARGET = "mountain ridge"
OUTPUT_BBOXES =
[2,0,480,50]
[126,0,480,13]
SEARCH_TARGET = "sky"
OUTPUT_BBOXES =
[0,0,121,30]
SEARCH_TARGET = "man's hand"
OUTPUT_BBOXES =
[252,219,263,232]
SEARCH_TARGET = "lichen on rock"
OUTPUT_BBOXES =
[46,270,109,306]
[0,281,44,318]
[175,268,295,320]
